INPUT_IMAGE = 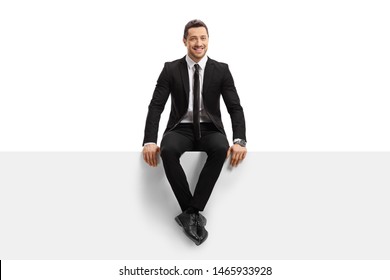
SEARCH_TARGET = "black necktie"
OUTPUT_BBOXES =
[193,64,201,140]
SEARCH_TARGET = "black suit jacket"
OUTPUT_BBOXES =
[143,56,246,145]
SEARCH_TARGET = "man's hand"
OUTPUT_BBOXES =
[226,144,247,167]
[142,143,160,167]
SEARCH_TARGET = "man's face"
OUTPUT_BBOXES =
[183,27,209,62]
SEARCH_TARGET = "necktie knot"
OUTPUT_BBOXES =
[194,64,200,72]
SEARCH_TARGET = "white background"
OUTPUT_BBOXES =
[1,0,389,151]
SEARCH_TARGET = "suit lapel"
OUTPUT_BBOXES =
[179,57,190,103]
[203,58,214,95]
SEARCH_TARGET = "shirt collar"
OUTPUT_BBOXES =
[185,55,208,70]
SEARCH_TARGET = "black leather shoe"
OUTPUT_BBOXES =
[175,211,201,245]
[196,212,208,244]
[197,223,208,245]
[198,213,207,226]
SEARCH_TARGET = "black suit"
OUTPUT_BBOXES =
[143,56,246,211]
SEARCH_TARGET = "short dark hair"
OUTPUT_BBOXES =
[183,19,209,39]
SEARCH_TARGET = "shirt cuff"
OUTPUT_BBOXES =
[143,142,157,146]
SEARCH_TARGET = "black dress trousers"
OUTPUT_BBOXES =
[160,123,229,211]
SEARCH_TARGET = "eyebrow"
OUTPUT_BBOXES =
[189,35,207,39]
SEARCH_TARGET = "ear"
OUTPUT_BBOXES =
[183,38,187,46]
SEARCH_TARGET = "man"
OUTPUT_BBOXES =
[142,19,247,245]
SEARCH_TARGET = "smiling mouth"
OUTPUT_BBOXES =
[194,47,204,53]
